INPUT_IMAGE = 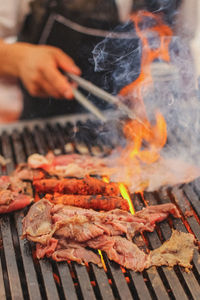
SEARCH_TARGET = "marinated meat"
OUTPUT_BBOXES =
[33,176,120,196]
[0,175,32,214]
[149,230,195,269]
[45,194,129,211]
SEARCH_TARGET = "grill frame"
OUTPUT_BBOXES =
[0,116,199,300]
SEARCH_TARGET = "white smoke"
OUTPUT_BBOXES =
[90,9,200,191]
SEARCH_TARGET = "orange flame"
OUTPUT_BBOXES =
[119,183,135,215]
[123,111,167,164]
[102,176,110,183]
[120,11,172,98]
[116,11,172,190]
[103,176,135,215]
[98,249,107,271]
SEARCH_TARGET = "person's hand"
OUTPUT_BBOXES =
[17,44,81,99]
[0,42,81,99]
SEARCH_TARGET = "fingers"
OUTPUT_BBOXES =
[40,65,74,99]
[20,45,81,99]
[53,48,81,75]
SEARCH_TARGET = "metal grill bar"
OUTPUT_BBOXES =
[43,122,133,299]
[0,120,199,299]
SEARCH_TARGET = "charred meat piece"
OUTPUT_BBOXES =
[0,175,32,214]
[33,176,120,196]
[45,194,129,211]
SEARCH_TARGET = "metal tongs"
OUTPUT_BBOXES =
[66,72,137,122]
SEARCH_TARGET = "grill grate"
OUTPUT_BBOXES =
[0,118,199,300]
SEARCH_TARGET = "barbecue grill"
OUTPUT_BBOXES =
[0,115,199,300]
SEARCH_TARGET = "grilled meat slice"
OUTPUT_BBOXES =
[46,194,129,211]
[0,191,32,214]
[36,238,58,258]
[28,152,112,178]
[38,237,99,265]
[0,175,26,193]
[23,200,195,271]
[12,163,46,181]
[22,199,56,244]
[36,230,195,271]
[135,203,181,221]
[149,230,195,269]
[33,176,120,196]
[87,235,149,272]
[0,175,32,214]
[86,230,195,271]
[51,240,102,266]
[23,200,180,243]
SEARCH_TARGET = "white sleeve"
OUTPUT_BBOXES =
[0,0,32,39]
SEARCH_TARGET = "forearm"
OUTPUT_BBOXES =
[0,40,29,78]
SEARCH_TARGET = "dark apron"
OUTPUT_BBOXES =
[19,0,141,119]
